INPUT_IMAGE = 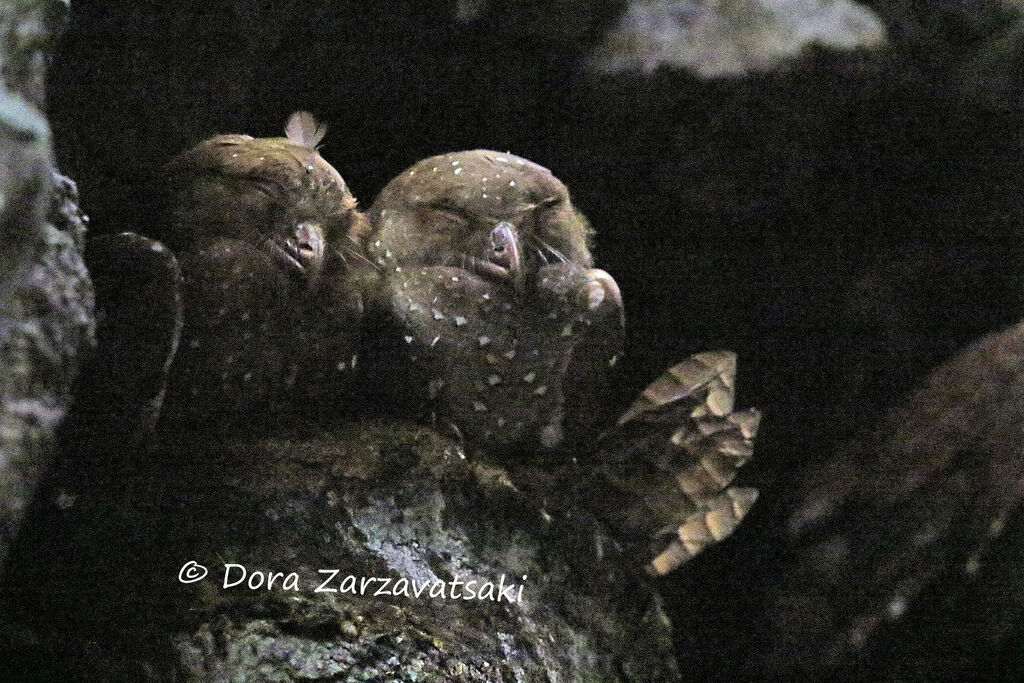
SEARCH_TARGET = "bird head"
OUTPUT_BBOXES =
[368,150,594,296]
[159,112,369,288]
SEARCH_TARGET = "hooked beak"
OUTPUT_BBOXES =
[487,221,524,295]
[267,221,326,287]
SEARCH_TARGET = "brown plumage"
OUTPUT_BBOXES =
[145,112,370,434]
[591,352,760,575]
[365,150,619,453]
[67,232,183,458]
[364,150,758,573]
[157,111,369,280]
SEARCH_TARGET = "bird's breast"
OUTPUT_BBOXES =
[386,264,596,455]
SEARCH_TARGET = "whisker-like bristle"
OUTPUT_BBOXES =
[342,243,376,269]
[541,241,568,264]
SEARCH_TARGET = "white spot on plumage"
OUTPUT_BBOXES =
[478,336,492,347]
[523,371,536,383]
[539,423,562,448]
[428,379,444,399]
[887,597,907,620]
[473,401,487,412]
[989,516,1006,537]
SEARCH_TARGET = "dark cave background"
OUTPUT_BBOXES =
[43,0,1024,679]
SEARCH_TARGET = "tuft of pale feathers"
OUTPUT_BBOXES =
[285,111,328,150]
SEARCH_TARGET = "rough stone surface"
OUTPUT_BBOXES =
[0,85,94,571]
[4,421,679,680]
[591,0,887,76]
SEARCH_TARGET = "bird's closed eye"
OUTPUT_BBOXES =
[424,201,472,227]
